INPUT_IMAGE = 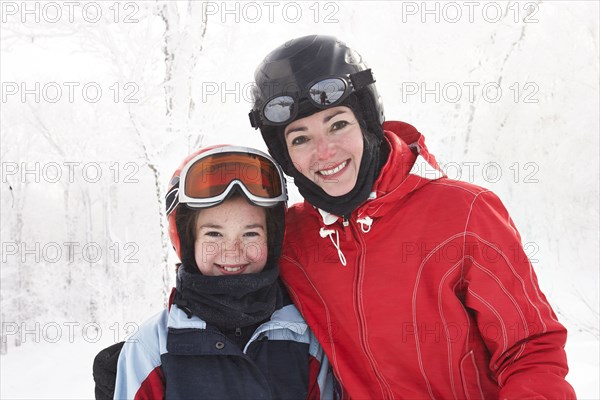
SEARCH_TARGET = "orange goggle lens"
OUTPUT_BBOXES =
[184,152,283,200]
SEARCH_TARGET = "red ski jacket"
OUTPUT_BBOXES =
[280,121,576,399]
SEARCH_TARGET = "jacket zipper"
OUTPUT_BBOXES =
[349,218,395,399]
[342,218,351,241]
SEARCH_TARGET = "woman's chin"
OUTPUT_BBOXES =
[320,182,355,197]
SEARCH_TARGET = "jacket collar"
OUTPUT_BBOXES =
[167,303,307,335]
[312,120,446,226]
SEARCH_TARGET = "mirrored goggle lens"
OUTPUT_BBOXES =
[307,78,347,106]
[263,95,295,124]
[184,153,283,200]
[262,78,348,125]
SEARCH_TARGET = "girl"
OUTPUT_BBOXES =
[108,145,333,399]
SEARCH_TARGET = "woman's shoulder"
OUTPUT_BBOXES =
[285,201,319,225]
[287,201,308,215]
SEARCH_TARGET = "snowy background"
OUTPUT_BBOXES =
[1,1,598,398]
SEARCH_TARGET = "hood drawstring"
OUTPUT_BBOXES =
[317,208,375,266]
[319,227,347,266]
[356,216,373,233]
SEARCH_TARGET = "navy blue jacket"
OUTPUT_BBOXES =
[114,298,333,399]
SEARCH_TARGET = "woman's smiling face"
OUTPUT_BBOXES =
[284,106,363,197]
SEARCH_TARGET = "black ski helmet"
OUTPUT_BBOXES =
[249,35,385,175]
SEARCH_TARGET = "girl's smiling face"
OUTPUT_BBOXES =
[194,196,268,276]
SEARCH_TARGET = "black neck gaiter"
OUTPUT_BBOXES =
[172,262,282,330]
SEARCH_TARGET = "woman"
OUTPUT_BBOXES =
[249,35,576,399]
[98,145,333,399]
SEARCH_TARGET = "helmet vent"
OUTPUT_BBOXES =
[345,49,362,65]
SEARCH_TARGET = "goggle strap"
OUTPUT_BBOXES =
[182,180,286,210]
[166,183,179,216]
[350,69,375,91]
[249,109,261,129]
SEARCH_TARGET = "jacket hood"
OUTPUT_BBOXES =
[313,120,446,225]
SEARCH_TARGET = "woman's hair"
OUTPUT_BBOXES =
[175,191,283,273]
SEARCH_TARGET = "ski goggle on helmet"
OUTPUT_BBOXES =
[249,69,375,128]
[166,146,287,215]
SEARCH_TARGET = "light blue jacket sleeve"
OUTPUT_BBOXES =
[113,310,168,400]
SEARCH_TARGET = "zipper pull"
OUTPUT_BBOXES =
[342,218,351,241]
[235,327,242,337]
